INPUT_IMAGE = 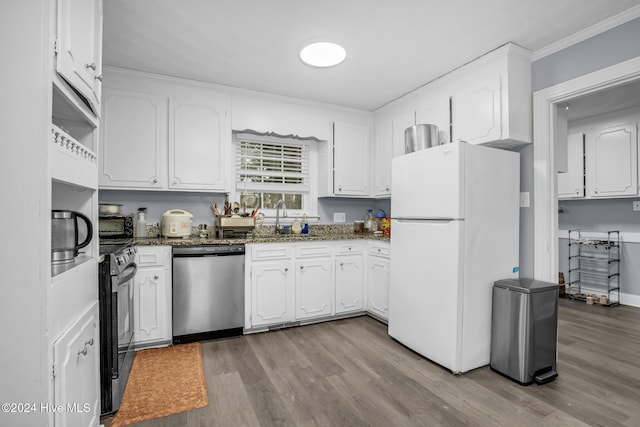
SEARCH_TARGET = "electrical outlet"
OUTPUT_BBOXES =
[519,192,530,208]
[333,212,346,223]
[633,201,640,211]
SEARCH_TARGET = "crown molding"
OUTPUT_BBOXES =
[532,5,640,61]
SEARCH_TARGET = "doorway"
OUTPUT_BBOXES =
[532,56,640,283]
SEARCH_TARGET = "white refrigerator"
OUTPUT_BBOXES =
[388,141,520,374]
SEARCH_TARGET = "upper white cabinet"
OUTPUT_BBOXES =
[169,97,230,190]
[585,122,638,198]
[332,121,371,196]
[100,89,167,189]
[55,0,103,115]
[99,68,231,191]
[557,133,585,199]
[374,116,393,196]
[415,96,450,143]
[450,44,532,147]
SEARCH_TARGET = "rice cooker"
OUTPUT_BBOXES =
[161,209,193,238]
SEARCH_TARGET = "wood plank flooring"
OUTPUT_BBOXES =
[103,298,640,426]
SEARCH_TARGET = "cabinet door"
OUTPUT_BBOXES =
[415,97,450,143]
[335,255,365,314]
[295,258,334,320]
[100,89,167,189]
[333,121,370,196]
[134,266,171,347]
[586,122,638,198]
[56,0,103,114]
[251,261,295,327]
[53,303,100,427]
[557,133,585,199]
[451,75,501,145]
[374,117,392,196]
[392,111,415,158]
[367,256,390,320]
[168,96,230,191]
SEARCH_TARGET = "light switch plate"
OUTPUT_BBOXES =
[520,192,530,208]
[333,212,346,223]
[633,201,640,211]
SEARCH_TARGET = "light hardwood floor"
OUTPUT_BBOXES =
[104,298,640,426]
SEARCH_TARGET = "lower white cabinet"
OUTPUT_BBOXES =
[295,258,333,320]
[250,260,295,327]
[366,242,390,321]
[246,240,388,330]
[133,246,172,348]
[53,302,100,427]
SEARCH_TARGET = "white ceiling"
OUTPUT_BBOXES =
[103,0,640,111]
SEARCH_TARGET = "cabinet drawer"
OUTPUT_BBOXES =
[135,246,171,266]
[368,243,390,258]
[251,244,293,261]
[295,243,332,258]
[335,242,364,255]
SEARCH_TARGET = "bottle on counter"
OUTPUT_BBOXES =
[364,209,373,233]
[301,213,309,234]
[136,207,147,238]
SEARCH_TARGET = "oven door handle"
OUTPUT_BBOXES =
[117,263,138,285]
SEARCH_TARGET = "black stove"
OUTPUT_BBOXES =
[98,238,137,415]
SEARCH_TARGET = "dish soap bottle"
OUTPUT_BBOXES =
[301,213,309,234]
[292,218,302,235]
[364,209,373,233]
[136,207,148,238]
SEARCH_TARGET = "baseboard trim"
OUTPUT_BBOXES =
[620,292,640,308]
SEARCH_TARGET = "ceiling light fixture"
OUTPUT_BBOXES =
[299,42,346,68]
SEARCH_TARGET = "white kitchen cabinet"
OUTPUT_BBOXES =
[295,258,334,320]
[99,88,167,189]
[133,246,172,348]
[392,111,415,158]
[53,302,100,427]
[55,0,103,115]
[335,242,365,314]
[415,96,450,143]
[333,121,371,196]
[450,44,531,147]
[168,96,230,190]
[366,242,390,321]
[451,74,501,145]
[374,116,393,196]
[557,133,585,199]
[251,260,295,327]
[99,68,232,191]
[585,122,638,198]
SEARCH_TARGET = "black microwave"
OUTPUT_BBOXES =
[99,214,134,239]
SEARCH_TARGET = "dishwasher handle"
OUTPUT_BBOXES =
[172,245,245,257]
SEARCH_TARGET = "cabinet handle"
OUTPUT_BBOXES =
[85,62,97,71]
[77,346,88,356]
[152,177,158,184]
[386,186,390,191]
[173,179,179,185]
[300,266,304,270]
[95,75,103,82]
[85,338,94,346]
[337,186,342,192]
[153,275,159,280]
[284,268,288,272]
[348,247,352,251]
[340,262,344,267]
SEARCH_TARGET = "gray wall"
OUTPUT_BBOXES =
[523,17,640,279]
[559,198,640,232]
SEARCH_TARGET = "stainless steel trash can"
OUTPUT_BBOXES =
[491,278,559,385]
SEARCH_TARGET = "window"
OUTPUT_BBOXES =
[234,132,317,218]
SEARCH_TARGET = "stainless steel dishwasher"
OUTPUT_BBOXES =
[172,244,245,344]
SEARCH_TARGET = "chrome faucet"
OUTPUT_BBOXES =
[275,199,287,233]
